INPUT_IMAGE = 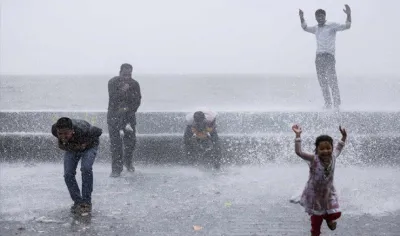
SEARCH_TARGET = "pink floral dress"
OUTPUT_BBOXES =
[295,139,345,215]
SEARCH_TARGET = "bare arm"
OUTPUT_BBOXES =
[334,140,346,157]
[295,138,315,162]
[299,9,316,34]
[335,126,347,157]
[292,124,314,162]
[346,11,352,23]
[334,4,352,31]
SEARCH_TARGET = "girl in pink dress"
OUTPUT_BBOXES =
[291,124,347,236]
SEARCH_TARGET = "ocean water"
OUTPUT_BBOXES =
[1,74,400,112]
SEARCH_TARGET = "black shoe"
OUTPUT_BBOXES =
[326,220,337,230]
[110,172,121,178]
[70,202,80,214]
[79,203,92,216]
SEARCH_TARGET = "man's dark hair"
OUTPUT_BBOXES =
[315,9,326,16]
[193,111,206,131]
[193,111,206,123]
[120,63,133,71]
[55,117,73,130]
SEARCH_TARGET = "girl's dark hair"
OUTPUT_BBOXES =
[314,135,333,153]
[55,117,73,129]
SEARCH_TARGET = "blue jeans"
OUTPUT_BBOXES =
[64,146,98,204]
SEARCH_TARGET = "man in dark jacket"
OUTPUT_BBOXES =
[183,110,221,169]
[107,63,142,177]
[51,117,102,215]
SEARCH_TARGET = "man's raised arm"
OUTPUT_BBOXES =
[299,9,316,34]
[334,4,352,31]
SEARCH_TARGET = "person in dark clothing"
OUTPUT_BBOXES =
[107,63,142,177]
[299,5,352,109]
[51,117,102,215]
[183,110,221,169]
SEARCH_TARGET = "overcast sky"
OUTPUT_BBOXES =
[0,0,398,75]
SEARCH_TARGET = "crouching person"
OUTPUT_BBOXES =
[51,117,102,215]
[183,110,221,169]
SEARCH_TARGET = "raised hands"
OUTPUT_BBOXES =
[339,125,347,142]
[292,124,302,137]
[299,9,304,18]
[291,124,347,141]
[343,4,351,15]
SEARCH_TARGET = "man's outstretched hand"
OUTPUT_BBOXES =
[299,9,304,18]
[343,4,351,15]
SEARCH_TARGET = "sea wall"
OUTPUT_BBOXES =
[1,111,399,165]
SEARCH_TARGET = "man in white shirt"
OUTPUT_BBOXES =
[299,5,352,109]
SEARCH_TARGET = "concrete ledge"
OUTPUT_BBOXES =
[2,111,399,166]
[1,111,400,134]
[1,133,399,166]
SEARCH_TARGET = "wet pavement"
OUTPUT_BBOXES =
[1,162,400,236]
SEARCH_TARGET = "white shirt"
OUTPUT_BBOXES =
[301,21,351,56]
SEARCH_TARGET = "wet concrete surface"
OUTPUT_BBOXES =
[1,162,400,236]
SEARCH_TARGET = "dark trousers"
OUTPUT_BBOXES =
[107,113,136,174]
[315,53,341,108]
[183,126,221,168]
[64,147,98,204]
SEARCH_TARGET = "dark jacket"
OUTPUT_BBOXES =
[183,123,220,155]
[51,119,103,152]
[107,76,141,123]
